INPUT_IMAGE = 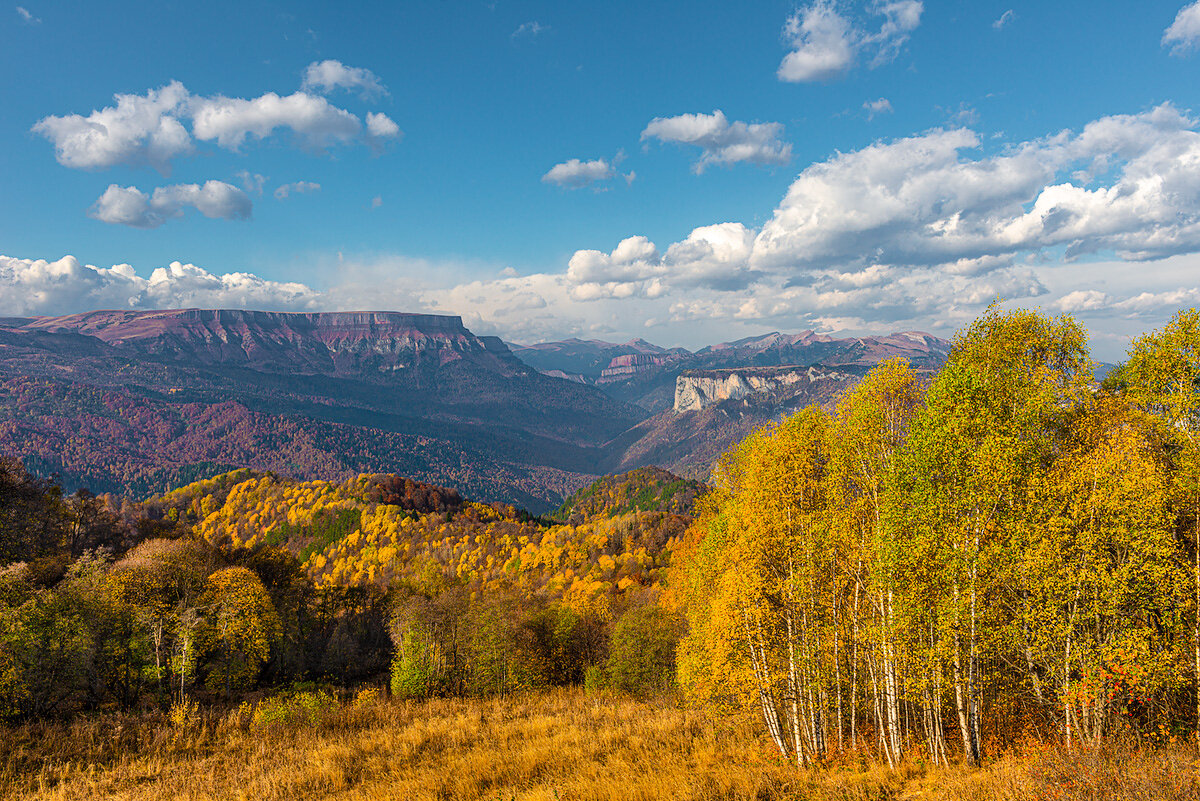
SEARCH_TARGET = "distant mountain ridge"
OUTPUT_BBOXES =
[511,328,950,413]
[0,309,647,511]
[18,309,516,378]
[507,337,689,384]
[0,309,952,511]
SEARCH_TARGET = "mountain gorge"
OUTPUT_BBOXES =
[0,309,950,510]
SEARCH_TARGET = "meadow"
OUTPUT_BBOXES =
[2,688,1198,801]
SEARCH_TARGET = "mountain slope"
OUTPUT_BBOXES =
[0,310,647,511]
[508,337,689,384]
[549,466,707,524]
[6,310,645,445]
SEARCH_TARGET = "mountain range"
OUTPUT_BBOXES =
[0,309,950,512]
[509,329,950,412]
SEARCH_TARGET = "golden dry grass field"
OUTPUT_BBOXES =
[2,689,1199,801]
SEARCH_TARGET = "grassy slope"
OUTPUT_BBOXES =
[3,690,1198,801]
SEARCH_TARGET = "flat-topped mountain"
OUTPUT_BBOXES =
[16,309,517,378]
[0,310,648,511]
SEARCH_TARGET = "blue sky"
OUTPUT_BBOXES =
[3,1,1200,358]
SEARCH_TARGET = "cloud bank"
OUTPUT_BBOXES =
[0,255,318,316]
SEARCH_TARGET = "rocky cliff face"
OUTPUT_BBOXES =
[18,309,524,379]
[673,366,855,413]
[598,353,675,382]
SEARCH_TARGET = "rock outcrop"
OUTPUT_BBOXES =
[598,353,674,382]
[673,366,854,413]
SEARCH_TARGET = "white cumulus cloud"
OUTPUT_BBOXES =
[189,91,362,151]
[88,181,252,228]
[777,1,857,82]
[752,103,1200,272]
[565,224,758,299]
[16,5,39,23]
[661,223,759,289]
[1055,289,1110,312]
[0,255,144,315]
[31,81,193,174]
[567,236,664,299]
[139,262,319,309]
[301,60,387,98]
[778,0,922,83]
[542,158,615,188]
[33,77,397,174]
[1164,2,1200,54]
[364,111,402,153]
[641,110,792,172]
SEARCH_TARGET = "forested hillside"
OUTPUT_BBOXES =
[549,466,707,523]
[0,377,589,510]
[0,463,694,718]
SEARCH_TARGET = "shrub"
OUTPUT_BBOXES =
[251,688,339,727]
[605,606,682,697]
[583,665,608,695]
[354,687,381,707]
[390,623,441,700]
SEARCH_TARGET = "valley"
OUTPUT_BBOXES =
[0,309,950,508]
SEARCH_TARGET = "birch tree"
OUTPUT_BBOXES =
[1023,393,1184,744]
[677,407,835,765]
[889,306,1090,762]
[1116,309,1200,735]
[829,358,923,764]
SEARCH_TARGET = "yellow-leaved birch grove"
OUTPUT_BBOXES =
[677,306,1199,764]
